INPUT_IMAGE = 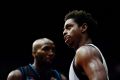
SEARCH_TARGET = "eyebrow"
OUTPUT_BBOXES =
[64,24,73,29]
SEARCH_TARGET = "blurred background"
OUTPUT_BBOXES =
[1,0,120,80]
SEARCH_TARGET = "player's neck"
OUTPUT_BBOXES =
[33,59,51,71]
[32,61,52,79]
[80,38,92,46]
[76,37,92,50]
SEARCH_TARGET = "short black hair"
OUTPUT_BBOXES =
[64,10,98,38]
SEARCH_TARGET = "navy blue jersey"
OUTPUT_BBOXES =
[18,64,61,80]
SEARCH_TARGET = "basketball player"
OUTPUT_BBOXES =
[7,38,67,80]
[63,10,109,80]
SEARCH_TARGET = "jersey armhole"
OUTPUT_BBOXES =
[18,67,27,80]
[73,59,89,80]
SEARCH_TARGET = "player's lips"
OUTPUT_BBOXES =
[46,55,54,62]
[47,54,55,60]
[64,35,71,43]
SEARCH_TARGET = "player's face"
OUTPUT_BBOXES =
[63,19,82,47]
[34,43,55,64]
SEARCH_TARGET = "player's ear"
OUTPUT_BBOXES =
[81,23,88,33]
[32,52,36,57]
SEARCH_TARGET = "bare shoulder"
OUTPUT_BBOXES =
[77,44,100,56]
[60,74,67,80]
[75,45,97,65]
[7,70,22,80]
[76,45,93,58]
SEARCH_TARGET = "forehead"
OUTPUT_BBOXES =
[42,42,55,47]
[34,42,55,50]
[39,41,55,47]
[33,39,54,47]
[64,19,75,27]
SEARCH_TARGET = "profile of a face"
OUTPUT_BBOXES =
[63,19,81,47]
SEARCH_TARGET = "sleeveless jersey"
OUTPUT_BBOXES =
[69,44,109,80]
[18,64,61,80]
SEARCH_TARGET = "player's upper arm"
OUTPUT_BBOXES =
[7,70,22,80]
[75,46,107,80]
[75,46,91,66]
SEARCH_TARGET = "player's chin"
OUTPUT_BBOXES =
[46,59,53,64]
[66,41,73,47]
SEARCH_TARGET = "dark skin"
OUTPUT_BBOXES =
[63,19,107,80]
[7,38,67,80]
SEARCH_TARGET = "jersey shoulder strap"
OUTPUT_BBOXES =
[18,65,27,80]
[51,69,62,80]
[18,64,62,80]
[18,64,40,80]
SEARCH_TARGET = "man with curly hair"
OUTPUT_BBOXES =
[63,10,109,80]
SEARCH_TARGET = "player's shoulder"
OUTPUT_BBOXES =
[75,44,97,60]
[7,69,22,80]
[76,44,97,55]
[76,45,90,54]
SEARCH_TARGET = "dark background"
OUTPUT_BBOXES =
[1,0,120,80]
